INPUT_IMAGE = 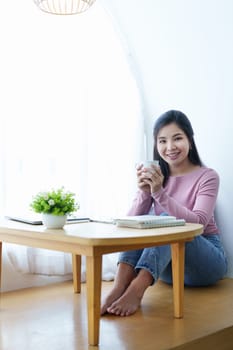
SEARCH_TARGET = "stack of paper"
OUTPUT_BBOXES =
[114,215,186,229]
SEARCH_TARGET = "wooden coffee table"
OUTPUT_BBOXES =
[0,220,203,346]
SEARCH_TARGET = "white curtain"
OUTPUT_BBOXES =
[0,1,146,277]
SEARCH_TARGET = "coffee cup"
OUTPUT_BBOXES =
[142,160,159,169]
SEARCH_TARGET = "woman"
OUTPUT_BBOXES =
[101,110,228,317]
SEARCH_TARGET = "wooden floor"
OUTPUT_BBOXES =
[1,278,233,350]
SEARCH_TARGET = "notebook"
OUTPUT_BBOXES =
[114,215,186,229]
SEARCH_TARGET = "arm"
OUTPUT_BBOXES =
[127,163,158,216]
[152,170,219,229]
[127,190,153,216]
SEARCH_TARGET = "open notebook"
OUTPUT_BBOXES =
[114,215,186,229]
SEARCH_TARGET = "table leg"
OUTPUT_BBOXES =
[171,241,185,319]
[72,254,81,293]
[86,255,102,346]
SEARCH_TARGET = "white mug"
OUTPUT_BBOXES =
[142,160,159,168]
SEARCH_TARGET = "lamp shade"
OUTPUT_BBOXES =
[34,0,96,15]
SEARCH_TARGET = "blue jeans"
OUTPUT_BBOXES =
[118,234,228,286]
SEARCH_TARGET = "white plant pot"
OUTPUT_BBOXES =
[42,213,67,229]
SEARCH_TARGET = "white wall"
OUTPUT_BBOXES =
[102,0,233,277]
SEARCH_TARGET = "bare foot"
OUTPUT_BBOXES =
[101,262,137,315]
[101,285,127,315]
[106,285,142,316]
[106,269,153,316]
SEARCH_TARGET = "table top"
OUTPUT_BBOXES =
[0,219,203,247]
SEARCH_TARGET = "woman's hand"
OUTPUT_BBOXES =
[137,163,164,194]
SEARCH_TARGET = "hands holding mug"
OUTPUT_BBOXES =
[136,160,164,194]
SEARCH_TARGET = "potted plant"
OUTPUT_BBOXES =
[30,187,79,229]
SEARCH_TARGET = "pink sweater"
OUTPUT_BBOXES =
[128,167,219,234]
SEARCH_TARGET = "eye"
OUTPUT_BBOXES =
[174,136,183,141]
[158,139,166,144]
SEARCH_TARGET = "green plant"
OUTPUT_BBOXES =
[30,187,79,216]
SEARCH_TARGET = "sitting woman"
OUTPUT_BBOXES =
[101,109,228,317]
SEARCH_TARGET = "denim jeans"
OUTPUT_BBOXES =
[118,234,228,286]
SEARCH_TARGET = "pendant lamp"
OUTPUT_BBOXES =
[34,0,96,15]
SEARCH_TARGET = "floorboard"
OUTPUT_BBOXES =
[0,278,233,349]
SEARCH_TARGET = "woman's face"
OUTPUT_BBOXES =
[156,122,191,168]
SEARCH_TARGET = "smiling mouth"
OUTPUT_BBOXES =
[166,153,179,160]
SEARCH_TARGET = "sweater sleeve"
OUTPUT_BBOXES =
[127,190,154,216]
[152,170,219,229]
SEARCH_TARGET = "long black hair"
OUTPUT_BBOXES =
[153,110,203,185]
